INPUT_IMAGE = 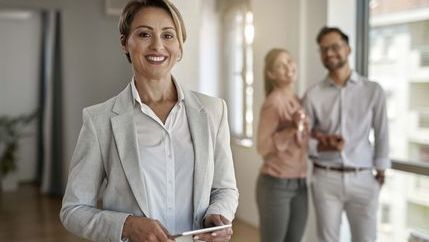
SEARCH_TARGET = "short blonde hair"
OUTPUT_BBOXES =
[119,0,187,62]
[263,48,289,96]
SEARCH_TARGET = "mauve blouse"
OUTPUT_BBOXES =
[256,89,309,178]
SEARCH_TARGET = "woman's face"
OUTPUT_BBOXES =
[123,7,181,80]
[269,52,297,86]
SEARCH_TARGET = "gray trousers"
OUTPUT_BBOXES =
[256,174,308,242]
[312,169,380,242]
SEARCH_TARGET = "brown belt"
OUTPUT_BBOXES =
[314,163,370,173]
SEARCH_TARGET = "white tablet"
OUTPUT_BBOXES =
[172,224,232,238]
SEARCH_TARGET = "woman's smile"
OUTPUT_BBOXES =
[145,54,168,64]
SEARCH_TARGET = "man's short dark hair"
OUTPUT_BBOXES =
[316,26,349,45]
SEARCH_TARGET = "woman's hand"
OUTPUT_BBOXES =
[122,215,174,242]
[292,110,307,147]
[195,214,233,242]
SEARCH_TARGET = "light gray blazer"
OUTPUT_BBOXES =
[60,84,239,242]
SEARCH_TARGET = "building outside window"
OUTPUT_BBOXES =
[367,0,429,241]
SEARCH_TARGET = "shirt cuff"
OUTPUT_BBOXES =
[204,207,235,227]
[308,138,319,159]
[120,214,133,242]
[374,157,391,170]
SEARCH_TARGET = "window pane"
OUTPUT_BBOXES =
[224,9,244,137]
[222,5,254,142]
[369,1,429,241]
[378,170,429,241]
[231,73,244,136]
[369,0,429,163]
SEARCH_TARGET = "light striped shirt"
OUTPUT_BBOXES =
[131,78,194,234]
[302,71,390,169]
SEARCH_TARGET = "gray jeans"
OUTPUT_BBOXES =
[256,174,308,242]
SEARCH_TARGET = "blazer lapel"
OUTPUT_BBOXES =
[184,90,210,226]
[111,85,150,217]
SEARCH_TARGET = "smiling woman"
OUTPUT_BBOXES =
[122,7,181,93]
[59,1,238,242]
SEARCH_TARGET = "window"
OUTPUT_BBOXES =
[368,0,429,163]
[362,0,429,241]
[421,48,429,67]
[378,170,429,242]
[221,0,254,146]
[380,204,391,224]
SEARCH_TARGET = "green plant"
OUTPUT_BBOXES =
[0,111,38,176]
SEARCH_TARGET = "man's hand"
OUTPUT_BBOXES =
[312,131,345,152]
[195,214,233,242]
[122,216,173,242]
[375,169,386,186]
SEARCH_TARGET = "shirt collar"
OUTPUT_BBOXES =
[130,76,185,106]
[324,70,361,87]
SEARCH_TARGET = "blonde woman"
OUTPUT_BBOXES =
[256,48,309,242]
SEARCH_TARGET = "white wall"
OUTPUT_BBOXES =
[171,0,202,91]
[327,0,357,69]
[299,0,329,91]
[198,0,221,97]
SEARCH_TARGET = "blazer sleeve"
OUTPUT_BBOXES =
[204,100,239,222]
[60,109,130,242]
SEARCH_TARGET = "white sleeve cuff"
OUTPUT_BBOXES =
[308,138,319,159]
[374,157,391,170]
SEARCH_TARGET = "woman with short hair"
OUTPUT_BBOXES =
[60,1,238,241]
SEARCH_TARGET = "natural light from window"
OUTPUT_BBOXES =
[369,0,429,241]
[222,3,254,146]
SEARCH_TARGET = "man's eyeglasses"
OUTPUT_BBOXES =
[319,44,344,54]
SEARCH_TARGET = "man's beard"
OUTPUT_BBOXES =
[323,58,347,71]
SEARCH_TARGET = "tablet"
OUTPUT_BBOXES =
[172,224,232,238]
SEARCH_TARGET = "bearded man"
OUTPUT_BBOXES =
[302,27,390,242]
